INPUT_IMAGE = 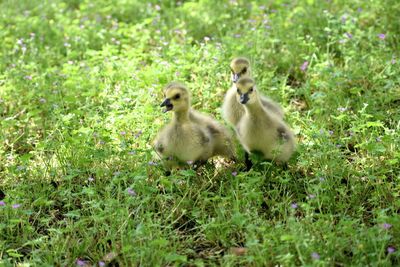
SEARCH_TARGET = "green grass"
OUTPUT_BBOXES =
[1,0,399,266]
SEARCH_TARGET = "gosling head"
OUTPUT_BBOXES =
[230,57,251,83]
[235,77,257,105]
[160,82,190,113]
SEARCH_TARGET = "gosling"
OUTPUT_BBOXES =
[222,57,284,126]
[234,77,296,167]
[154,82,235,169]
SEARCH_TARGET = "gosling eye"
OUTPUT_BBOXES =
[236,88,241,94]
[249,87,254,93]
[174,94,180,100]
[241,67,247,74]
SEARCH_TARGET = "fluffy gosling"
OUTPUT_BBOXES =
[234,77,296,166]
[222,57,284,126]
[154,82,235,170]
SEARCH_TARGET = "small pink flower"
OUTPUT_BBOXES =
[76,259,87,266]
[98,261,105,267]
[311,252,320,260]
[300,61,309,72]
[120,131,126,136]
[231,171,238,176]
[24,75,32,80]
[12,204,21,209]
[127,188,136,196]
[378,33,386,40]
[291,202,298,209]
[0,201,5,206]
[382,223,392,229]
[387,246,395,254]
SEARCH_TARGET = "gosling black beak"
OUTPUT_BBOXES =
[232,73,240,83]
[239,93,249,104]
[160,98,173,112]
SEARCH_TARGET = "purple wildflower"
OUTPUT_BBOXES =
[134,130,142,138]
[76,259,86,266]
[99,261,106,267]
[231,171,238,176]
[391,58,396,64]
[120,131,126,136]
[148,161,158,166]
[24,75,32,80]
[357,7,362,12]
[328,130,333,135]
[39,98,46,103]
[311,252,320,260]
[234,34,241,38]
[319,177,325,182]
[12,204,21,209]
[387,247,396,254]
[378,33,386,40]
[154,4,161,11]
[345,32,353,39]
[300,61,309,72]
[382,223,392,229]
[128,150,136,155]
[127,188,136,196]
[17,165,24,171]
[291,202,298,209]
[0,201,5,206]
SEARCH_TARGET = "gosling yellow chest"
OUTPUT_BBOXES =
[163,123,212,161]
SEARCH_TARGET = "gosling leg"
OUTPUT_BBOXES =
[245,152,252,171]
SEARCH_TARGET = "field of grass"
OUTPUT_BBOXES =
[1,0,399,265]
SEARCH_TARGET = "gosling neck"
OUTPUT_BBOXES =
[173,108,190,123]
[243,96,264,115]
